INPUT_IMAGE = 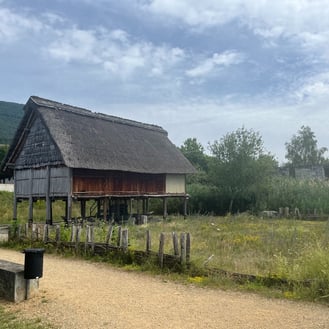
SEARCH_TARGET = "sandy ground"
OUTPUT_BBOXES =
[0,248,329,329]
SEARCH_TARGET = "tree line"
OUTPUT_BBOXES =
[1,125,328,216]
[180,126,329,216]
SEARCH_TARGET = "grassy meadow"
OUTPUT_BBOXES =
[1,191,329,302]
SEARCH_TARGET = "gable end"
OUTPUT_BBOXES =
[15,115,64,169]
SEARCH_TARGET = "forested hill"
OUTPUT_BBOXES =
[0,101,24,144]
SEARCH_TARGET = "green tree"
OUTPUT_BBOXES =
[285,126,327,166]
[0,145,8,165]
[209,127,277,213]
[180,138,208,171]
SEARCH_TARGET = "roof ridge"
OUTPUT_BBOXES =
[29,96,166,134]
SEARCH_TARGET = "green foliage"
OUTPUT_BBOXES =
[0,101,24,145]
[180,137,208,171]
[209,127,277,213]
[266,176,329,214]
[0,144,8,165]
[285,125,328,166]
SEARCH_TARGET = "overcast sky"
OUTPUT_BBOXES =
[1,0,329,163]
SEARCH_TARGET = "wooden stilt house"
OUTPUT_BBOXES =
[0,96,195,224]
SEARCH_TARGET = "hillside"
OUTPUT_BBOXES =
[0,101,24,144]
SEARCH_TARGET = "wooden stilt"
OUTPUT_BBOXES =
[28,197,33,224]
[80,200,86,219]
[67,196,72,223]
[163,197,168,219]
[183,197,188,219]
[46,166,52,225]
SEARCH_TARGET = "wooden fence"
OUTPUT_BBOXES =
[10,223,191,270]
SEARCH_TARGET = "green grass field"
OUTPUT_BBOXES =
[1,191,329,302]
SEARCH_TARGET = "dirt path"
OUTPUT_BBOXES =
[1,248,329,329]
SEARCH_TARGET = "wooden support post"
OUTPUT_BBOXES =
[137,199,140,217]
[129,198,133,216]
[28,197,33,224]
[46,166,52,225]
[172,232,179,257]
[159,233,165,268]
[180,233,186,265]
[80,200,86,219]
[97,199,101,219]
[183,197,188,219]
[122,229,128,250]
[66,196,72,223]
[13,171,17,221]
[146,230,151,253]
[142,198,146,214]
[163,198,168,219]
[103,198,108,221]
[146,198,149,214]
[186,232,191,264]
[90,226,95,253]
[55,225,60,245]
[28,168,33,224]
[106,224,114,246]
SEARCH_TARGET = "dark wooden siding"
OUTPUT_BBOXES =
[15,116,63,169]
[72,169,165,195]
[15,166,70,198]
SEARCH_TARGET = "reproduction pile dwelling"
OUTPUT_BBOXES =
[0,96,195,224]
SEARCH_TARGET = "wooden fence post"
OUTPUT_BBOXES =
[43,224,49,243]
[32,224,37,240]
[117,226,122,247]
[106,224,114,246]
[75,226,81,253]
[146,230,151,253]
[84,225,90,254]
[17,225,21,239]
[70,225,77,243]
[90,225,95,254]
[172,232,179,257]
[159,233,165,268]
[180,233,186,265]
[122,229,128,251]
[25,223,29,238]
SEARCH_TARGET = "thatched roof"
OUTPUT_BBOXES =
[1,96,195,175]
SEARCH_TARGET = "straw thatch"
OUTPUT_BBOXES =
[1,96,195,176]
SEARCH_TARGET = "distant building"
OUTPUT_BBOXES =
[294,166,325,180]
[279,165,326,180]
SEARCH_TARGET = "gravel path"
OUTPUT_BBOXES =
[1,248,329,329]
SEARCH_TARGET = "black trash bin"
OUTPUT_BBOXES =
[23,248,45,279]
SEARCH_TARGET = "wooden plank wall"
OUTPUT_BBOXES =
[72,169,165,195]
[15,167,70,198]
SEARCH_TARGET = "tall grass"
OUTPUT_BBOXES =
[1,191,329,301]
[266,177,329,215]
